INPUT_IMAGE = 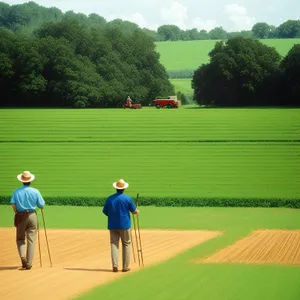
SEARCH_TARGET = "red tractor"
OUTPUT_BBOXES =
[123,96,142,109]
[153,98,179,109]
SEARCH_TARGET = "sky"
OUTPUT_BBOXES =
[3,0,300,32]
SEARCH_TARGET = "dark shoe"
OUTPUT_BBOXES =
[25,264,32,270]
[21,258,27,269]
[112,267,118,273]
[122,268,130,273]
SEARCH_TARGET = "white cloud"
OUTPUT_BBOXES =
[224,4,255,31]
[105,12,145,28]
[161,1,188,29]
[192,17,218,31]
[131,12,147,28]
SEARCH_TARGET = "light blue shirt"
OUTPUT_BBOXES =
[10,186,45,212]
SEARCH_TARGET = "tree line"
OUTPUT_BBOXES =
[192,37,300,107]
[1,2,300,42]
[152,21,300,41]
[0,2,174,108]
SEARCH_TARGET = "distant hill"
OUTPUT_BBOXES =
[155,39,300,72]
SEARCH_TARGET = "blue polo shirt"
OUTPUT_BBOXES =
[102,192,136,230]
[10,186,45,212]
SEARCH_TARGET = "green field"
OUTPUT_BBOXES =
[1,107,300,300]
[170,78,193,95]
[1,205,300,299]
[0,108,299,199]
[156,39,300,71]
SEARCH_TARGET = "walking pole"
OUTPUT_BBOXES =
[132,213,141,266]
[136,193,144,267]
[37,213,42,267]
[41,209,53,267]
[130,215,136,263]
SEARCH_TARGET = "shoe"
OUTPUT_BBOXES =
[122,268,130,272]
[25,264,32,270]
[21,258,27,269]
[112,267,118,273]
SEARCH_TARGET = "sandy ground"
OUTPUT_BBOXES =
[200,229,300,265]
[0,227,220,300]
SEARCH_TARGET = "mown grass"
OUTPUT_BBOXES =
[1,204,300,230]
[156,39,300,71]
[1,205,300,230]
[1,108,299,200]
[170,78,193,95]
[0,142,299,199]
[1,108,300,141]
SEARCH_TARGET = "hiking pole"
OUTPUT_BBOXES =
[136,193,144,267]
[37,215,42,267]
[132,213,141,266]
[130,215,136,263]
[41,209,53,267]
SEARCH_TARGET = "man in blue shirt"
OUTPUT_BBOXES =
[103,179,138,273]
[10,171,45,270]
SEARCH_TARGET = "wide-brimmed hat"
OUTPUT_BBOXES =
[17,171,35,183]
[113,179,129,190]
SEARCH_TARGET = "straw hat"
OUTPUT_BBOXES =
[17,171,35,183]
[113,179,129,190]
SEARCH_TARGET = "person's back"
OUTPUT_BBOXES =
[12,186,44,213]
[103,192,135,230]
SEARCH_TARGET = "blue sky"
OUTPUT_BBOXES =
[4,0,300,31]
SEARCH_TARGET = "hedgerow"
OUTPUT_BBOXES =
[0,196,299,208]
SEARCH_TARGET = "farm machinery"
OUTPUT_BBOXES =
[123,96,142,109]
[153,96,181,109]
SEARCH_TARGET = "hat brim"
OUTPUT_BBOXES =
[113,182,129,189]
[17,174,35,183]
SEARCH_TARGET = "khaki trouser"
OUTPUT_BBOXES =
[16,211,37,267]
[110,229,131,270]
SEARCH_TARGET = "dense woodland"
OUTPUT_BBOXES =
[192,38,300,106]
[0,1,174,108]
[0,2,299,107]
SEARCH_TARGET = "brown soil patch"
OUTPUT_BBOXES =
[199,229,300,266]
[0,227,220,300]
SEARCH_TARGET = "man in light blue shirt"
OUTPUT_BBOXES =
[10,171,45,270]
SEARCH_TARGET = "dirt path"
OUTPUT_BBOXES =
[199,229,300,265]
[0,227,220,300]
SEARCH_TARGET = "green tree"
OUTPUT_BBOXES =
[198,29,210,40]
[192,37,281,106]
[0,2,174,108]
[279,44,300,105]
[277,20,300,38]
[157,25,181,41]
[186,28,199,40]
[209,27,227,40]
[251,22,272,39]
[142,28,164,41]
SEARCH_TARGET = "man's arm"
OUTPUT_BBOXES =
[102,199,108,216]
[10,192,17,213]
[128,198,138,214]
[37,191,45,209]
[12,204,17,214]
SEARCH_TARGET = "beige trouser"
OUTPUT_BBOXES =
[110,229,131,270]
[16,212,37,267]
